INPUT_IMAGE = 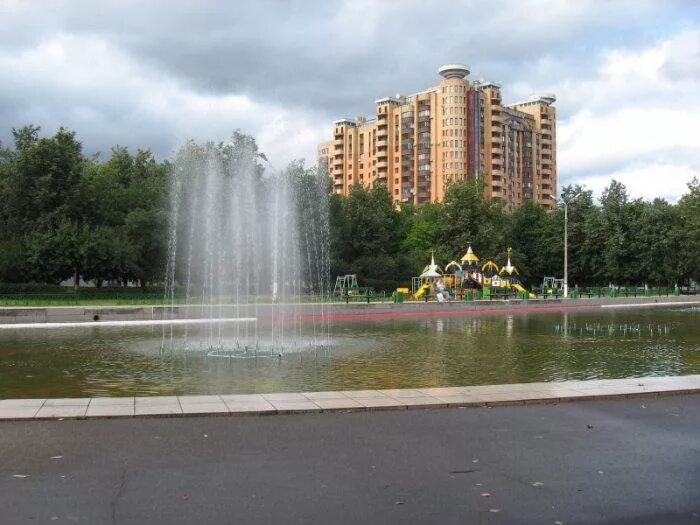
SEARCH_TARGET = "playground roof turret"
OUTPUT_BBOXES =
[460,245,479,263]
[420,254,442,278]
[445,261,463,273]
[499,247,519,276]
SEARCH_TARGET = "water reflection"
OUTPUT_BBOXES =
[0,307,697,398]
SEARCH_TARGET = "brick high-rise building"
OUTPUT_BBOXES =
[318,65,557,210]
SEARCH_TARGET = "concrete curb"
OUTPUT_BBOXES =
[1,295,697,325]
[1,375,698,421]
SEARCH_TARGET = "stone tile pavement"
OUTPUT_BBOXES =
[1,374,698,421]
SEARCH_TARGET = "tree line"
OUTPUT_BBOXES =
[331,176,700,291]
[1,125,698,292]
[0,126,167,288]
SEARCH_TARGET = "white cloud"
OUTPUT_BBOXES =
[558,107,700,174]
[554,27,700,201]
[574,164,697,203]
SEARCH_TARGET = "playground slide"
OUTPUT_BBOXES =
[511,282,536,299]
[413,284,431,299]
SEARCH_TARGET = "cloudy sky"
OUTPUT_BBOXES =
[1,0,698,201]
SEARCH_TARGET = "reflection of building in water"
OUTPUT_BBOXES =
[506,314,513,337]
[436,319,444,332]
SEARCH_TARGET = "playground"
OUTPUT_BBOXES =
[333,245,683,304]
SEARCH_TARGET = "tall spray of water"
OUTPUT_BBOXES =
[163,133,331,356]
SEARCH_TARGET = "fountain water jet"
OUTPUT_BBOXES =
[162,133,332,357]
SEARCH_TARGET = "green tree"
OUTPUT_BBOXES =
[438,178,506,261]
[677,178,700,283]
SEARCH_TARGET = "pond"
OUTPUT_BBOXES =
[0,306,698,398]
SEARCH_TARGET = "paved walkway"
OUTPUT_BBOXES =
[1,395,698,524]
[2,375,699,420]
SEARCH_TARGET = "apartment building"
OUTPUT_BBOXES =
[318,65,557,210]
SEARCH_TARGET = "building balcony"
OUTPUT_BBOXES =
[376,136,388,146]
[376,159,388,169]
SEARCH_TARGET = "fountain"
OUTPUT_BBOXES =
[162,133,332,358]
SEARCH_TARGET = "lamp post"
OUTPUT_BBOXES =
[563,200,568,299]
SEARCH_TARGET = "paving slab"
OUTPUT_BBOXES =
[42,398,90,407]
[342,390,393,399]
[86,404,135,418]
[35,405,88,419]
[180,401,230,416]
[312,398,365,411]
[0,406,43,420]
[220,394,268,403]
[0,399,46,408]
[269,399,322,414]
[224,402,277,416]
[134,401,182,417]
[434,394,483,406]
[471,392,526,406]
[262,392,308,402]
[302,391,351,400]
[379,389,432,398]
[1,375,698,420]
[400,396,448,409]
[355,397,408,410]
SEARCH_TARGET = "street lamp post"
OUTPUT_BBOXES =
[563,200,568,298]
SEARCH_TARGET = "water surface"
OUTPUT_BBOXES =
[0,306,698,398]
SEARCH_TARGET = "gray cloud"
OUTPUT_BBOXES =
[0,0,698,200]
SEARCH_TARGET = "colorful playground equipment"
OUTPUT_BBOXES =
[412,254,449,301]
[333,274,359,296]
[408,246,536,300]
[333,274,382,302]
[540,276,565,297]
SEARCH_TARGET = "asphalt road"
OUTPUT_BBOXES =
[1,395,699,525]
